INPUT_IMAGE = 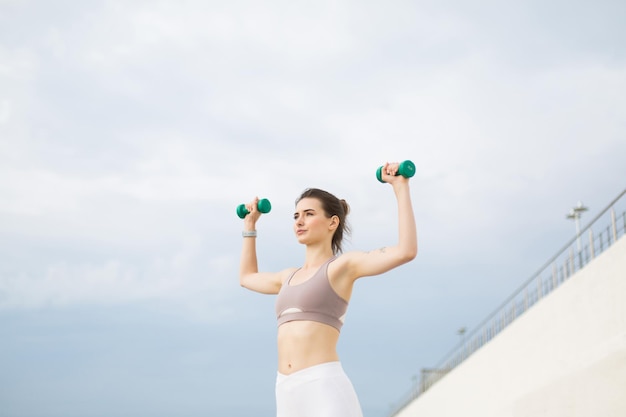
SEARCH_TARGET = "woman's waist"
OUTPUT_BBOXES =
[277,320,340,345]
[276,361,344,385]
[277,321,340,374]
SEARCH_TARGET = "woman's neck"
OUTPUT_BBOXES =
[302,244,334,269]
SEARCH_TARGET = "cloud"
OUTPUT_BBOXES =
[0,0,625,316]
[0,232,245,318]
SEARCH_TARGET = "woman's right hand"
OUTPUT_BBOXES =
[243,196,262,230]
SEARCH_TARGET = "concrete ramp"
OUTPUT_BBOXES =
[394,235,626,417]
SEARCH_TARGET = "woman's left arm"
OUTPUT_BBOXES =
[345,162,418,279]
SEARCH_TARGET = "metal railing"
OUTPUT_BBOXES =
[387,188,626,417]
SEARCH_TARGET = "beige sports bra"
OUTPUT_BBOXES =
[275,257,348,331]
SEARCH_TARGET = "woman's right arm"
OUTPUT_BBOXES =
[238,197,286,294]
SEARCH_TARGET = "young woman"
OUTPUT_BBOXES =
[239,162,418,417]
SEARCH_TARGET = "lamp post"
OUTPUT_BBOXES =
[457,327,466,358]
[566,201,588,252]
[457,327,466,343]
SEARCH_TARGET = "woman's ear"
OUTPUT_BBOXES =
[329,215,340,231]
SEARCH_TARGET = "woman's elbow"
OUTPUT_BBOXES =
[401,246,418,263]
[239,275,250,289]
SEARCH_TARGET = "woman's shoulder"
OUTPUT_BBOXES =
[329,251,363,275]
[327,252,364,289]
[278,266,300,284]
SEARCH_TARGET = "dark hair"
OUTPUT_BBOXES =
[296,188,351,254]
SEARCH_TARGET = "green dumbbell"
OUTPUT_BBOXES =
[236,198,272,219]
[376,160,416,183]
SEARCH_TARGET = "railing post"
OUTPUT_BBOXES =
[569,247,575,275]
[578,249,584,270]
[611,208,618,243]
[589,229,595,259]
[537,275,542,300]
[552,263,558,289]
[524,288,528,311]
[599,231,604,251]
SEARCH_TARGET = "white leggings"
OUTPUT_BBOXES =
[275,361,363,417]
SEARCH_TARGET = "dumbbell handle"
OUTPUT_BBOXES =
[376,160,416,183]
[236,198,272,219]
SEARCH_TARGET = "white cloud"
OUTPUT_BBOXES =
[0,235,242,318]
[0,0,624,315]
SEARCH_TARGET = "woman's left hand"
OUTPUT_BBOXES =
[380,162,409,185]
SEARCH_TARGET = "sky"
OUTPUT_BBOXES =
[1,0,625,416]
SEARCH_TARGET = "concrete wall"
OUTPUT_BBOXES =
[396,236,626,417]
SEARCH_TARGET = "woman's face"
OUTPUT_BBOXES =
[293,198,334,245]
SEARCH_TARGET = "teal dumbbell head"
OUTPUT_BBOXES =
[236,198,272,219]
[376,160,416,183]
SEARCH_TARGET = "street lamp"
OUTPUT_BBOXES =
[566,201,588,252]
[457,327,467,360]
[457,327,466,342]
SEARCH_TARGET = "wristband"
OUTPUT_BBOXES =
[242,230,257,238]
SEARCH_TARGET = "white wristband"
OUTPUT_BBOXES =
[242,230,257,238]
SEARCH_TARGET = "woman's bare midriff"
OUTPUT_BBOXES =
[277,320,340,375]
